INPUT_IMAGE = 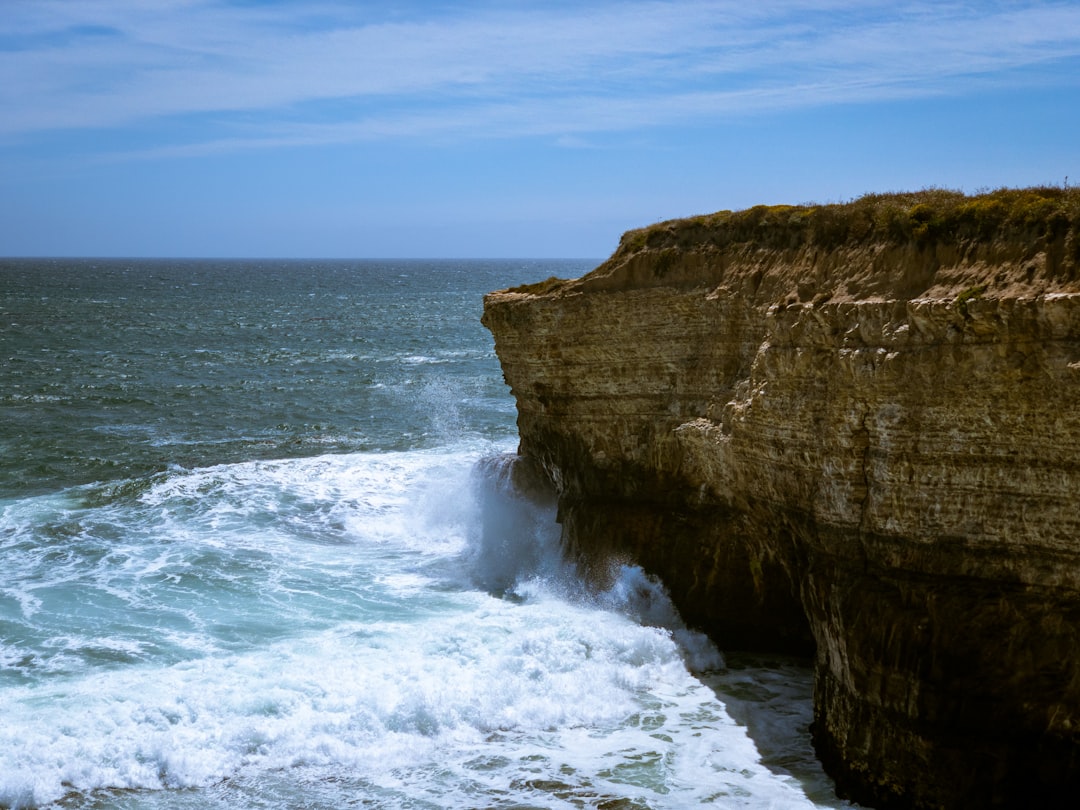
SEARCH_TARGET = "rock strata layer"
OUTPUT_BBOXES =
[482,189,1080,809]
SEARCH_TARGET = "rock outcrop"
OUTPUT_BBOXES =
[481,189,1080,809]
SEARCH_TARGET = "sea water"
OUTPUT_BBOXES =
[0,259,852,809]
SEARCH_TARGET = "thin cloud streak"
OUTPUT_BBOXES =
[4,0,1080,150]
[99,79,955,163]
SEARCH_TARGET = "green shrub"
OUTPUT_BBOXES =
[955,283,988,317]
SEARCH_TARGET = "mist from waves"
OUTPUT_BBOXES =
[466,453,725,674]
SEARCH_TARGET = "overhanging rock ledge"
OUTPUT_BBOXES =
[481,189,1080,809]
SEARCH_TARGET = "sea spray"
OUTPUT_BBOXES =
[596,563,726,674]
[467,452,725,674]
[466,453,561,594]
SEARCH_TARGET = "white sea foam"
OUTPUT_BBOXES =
[400,354,438,365]
[0,592,822,809]
[597,562,727,674]
[0,445,843,809]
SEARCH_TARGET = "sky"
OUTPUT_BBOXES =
[2,1,1079,259]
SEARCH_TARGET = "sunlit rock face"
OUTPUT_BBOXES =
[482,190,1080,809]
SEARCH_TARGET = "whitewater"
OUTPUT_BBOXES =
[0,259,852,809]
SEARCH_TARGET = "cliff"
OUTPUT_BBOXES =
[481,188,1080,809]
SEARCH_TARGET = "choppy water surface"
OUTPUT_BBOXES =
[0,259,849,809]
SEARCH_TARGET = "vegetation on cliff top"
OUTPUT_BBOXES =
[616,186,1080,258]
[505,275,567,295]
[498,187,1080,296]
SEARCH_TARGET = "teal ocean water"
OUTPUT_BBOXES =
[0,259,850,809]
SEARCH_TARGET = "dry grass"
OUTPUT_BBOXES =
[615,187,1080,259]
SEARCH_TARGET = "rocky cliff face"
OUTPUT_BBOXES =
[482,189,1080,809]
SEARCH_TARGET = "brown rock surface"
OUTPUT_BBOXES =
[482,189,1080,808]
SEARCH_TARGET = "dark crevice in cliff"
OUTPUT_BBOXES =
[557,496,816,658]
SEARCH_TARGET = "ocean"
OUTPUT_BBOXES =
[0,259,850,809]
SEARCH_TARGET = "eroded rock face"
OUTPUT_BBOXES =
[482,191,1080,808]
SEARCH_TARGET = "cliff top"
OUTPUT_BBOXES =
[503,187,1080,303]
[613,186,1080,257]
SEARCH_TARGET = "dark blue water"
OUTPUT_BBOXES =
[2,259,554,496]
[0,259,847,809]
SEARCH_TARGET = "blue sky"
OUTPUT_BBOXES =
[2,1,1079,258]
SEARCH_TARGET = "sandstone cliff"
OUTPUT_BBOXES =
[482,188,1080,809]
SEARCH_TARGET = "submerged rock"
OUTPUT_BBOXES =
[482,188,1080,809]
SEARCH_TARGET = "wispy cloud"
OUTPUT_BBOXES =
[4,0,1079,153]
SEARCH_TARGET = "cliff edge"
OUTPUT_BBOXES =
[482,188,1080,809]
